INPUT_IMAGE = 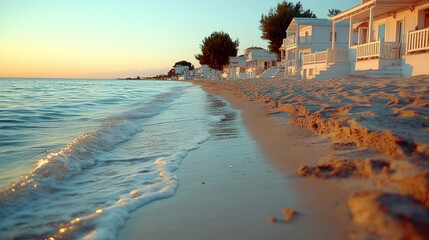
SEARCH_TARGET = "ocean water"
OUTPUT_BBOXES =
[0,78,233,239]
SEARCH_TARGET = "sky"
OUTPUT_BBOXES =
[0,0,360,78]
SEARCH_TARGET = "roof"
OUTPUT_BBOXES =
[286,18,349,32]
[330,0,421,23]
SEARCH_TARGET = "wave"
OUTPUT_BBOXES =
[0,88,185,218]
[0,84,226,240]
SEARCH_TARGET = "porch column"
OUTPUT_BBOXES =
[369,7,374,42]
[332,22,336,49]
[349,17,353,47]
[284,50,288,78]
[295,24,300,70]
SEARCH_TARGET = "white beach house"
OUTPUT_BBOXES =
[280,18,350,80]
[222,55,246,79]
[244,47,278,78]
[330,0,429,77]
[195,64,221,80]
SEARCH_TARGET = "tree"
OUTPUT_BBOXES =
[173,60,194,71]
[328,9,342,17]
[167,68,175,78]
[195,31,239,70]
[260,1,316,59]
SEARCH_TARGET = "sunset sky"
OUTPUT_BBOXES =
[0,0,359,78]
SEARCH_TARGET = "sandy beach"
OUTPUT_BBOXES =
[118,75,428,240]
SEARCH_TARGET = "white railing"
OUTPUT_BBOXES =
[357,40,380,59]
[302,49,349,65]
[299,36,312,44]
[382,42,401,59]
[407,27,429,53]
[283,35,312,47]
[357,39,401,60]
[285,35,297,46]
[302,51,327,64]
[328,49,349,62]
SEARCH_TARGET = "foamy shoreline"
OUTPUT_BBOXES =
[193,75,429,239]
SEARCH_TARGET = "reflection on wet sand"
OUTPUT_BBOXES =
[206,95,238,140]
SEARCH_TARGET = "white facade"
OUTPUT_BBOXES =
[222,55,246,79]
[331,0,429,77]
[221,48,278,79]
[175,65,189,75]
[194,65,221,80]
[244,47,277,78]
[280,18,350,80]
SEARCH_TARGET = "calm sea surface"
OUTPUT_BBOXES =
[0,78,234,239]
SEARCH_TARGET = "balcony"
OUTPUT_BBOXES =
[283,34,312,49]
[407,27,429,54]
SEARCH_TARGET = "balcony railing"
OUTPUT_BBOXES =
[283,35,312,47]
[356,40,380,59]
[302,49,349,65]
[356,39,401,60]
[284,35,297,46]
[303,51,327,64]
[407,27,429,53]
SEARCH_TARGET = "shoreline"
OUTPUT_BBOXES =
[118,81,353,239]
[193,80,355,235]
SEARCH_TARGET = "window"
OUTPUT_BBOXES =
[330,32,337,42]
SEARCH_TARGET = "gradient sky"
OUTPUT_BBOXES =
[0,0,359,78]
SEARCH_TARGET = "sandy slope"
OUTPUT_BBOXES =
[195,75,429,239]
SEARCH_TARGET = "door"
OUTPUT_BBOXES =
[378,24,386,41]
[358,27,368,44]
[425,12,429,28]
[396,20,403,43]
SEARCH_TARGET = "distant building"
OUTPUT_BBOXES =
[175,65,189,75]
[222,55,246,79]
[244,47,278,78]
[192,65,220,80]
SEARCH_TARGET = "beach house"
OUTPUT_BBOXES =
[330,0,429,77]
[243,47,277,78]
[222,55,246,79]
[280,18,350,80]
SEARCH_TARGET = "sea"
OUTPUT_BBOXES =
[0,78,234,239]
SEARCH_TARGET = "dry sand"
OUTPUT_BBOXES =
[195,75,429,240]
